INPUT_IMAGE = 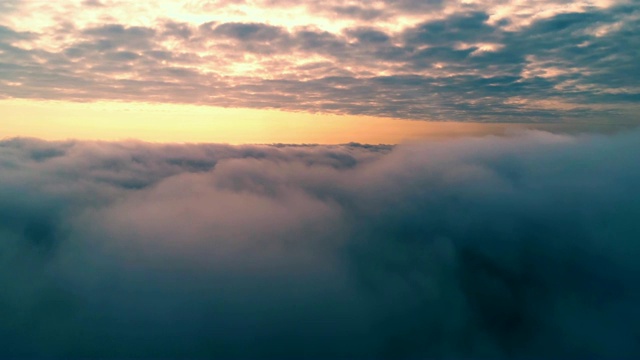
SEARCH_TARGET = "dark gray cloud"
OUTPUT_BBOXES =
[0,25,34,41]
[405,11,497,46]
[82,0,105,7]
[1,131,640,357]
[213,22,287,42]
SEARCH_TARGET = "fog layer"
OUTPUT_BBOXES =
[1,131,639,357]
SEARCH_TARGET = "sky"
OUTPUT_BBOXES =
[1,0,639,142]
[2,1,640,358]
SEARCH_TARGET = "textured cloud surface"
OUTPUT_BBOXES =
[1,131,639,357]
[1,0,639,121]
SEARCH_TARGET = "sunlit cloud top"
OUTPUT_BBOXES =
[1,0,639,122]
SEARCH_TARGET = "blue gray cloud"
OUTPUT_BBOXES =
[1,130,640,357]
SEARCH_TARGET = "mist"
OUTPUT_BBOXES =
[1,131,639,358]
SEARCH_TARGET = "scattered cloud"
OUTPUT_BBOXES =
[0,0,638,121]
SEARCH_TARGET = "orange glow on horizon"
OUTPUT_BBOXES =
[1,99,526,144]
[2,99,627,144]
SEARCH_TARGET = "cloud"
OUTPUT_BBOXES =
[212,22,287,42]
[1,131,640,357]
[0,0,638,122]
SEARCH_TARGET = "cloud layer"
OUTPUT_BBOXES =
[1,131,639,357]
[1,0,639,121]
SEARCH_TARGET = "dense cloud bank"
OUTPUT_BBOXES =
[1,131,640,358]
